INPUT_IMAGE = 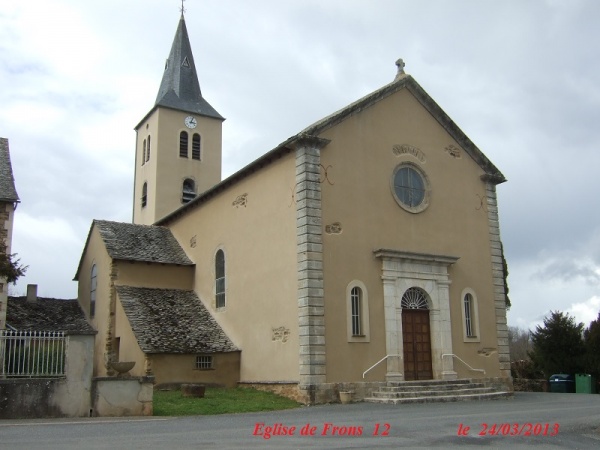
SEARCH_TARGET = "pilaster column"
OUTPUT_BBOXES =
[436,280,456,380]
[382,276,403,381]
[485,181,511,379]
[295,135,330,392]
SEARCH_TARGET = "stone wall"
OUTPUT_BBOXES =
[0,334,94,419]
[0,201,11,329]
[239,381,387,404]
[92,376,154,416]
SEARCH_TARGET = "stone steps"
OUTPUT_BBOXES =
[364,379,512,404]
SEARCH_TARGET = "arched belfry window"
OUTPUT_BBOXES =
[179,131,189,158]
[401,287,428,309]
[215,250,225,308]
[192,133,201,160]
[146,135,151,162]
[141,182,148,208]
[90,264,97,318]
[142,139,147,165]
[182,179,195,203]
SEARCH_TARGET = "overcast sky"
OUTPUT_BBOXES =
[1,0,599,332]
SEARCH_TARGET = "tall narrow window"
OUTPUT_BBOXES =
[351,287,362,336]
[346,281,370,342]
[146,135,151,162]
[192,133,201,160]
[142,139,147,165]
[182,178,195,203]
[460,289,480,341]
[215,250,225,308]
[179,131,189,158]
[141,182,148,207]
[464,293,475,337]
[90,264,97,318]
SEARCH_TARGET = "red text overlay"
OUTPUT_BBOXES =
[457,423,560,437]
[252,422,391,440]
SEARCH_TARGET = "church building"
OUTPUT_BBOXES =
[75,13,512,403]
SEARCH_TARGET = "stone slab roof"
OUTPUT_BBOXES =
[0,137,19,203]
[116,286,238,354]
[6,297,95,334]
[94,220,193,265]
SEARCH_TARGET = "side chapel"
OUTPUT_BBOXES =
[75,12,512,403]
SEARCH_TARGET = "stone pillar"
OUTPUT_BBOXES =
[436,280,456,380]
[382,276,403,381]
[485,181,511,380]
[295,134,330,401]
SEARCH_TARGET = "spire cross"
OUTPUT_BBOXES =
[180,0,186,15]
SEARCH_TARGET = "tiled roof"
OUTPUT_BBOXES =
[0,137,19,203]
[94,220,194,265]
[116,286,238,354]
[6,297,95,334]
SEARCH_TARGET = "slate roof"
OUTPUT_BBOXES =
[150,14,223,122]
[0,137,19,203]
[116,286,238,354]
[94,220,193,265]
[6,297,95,334]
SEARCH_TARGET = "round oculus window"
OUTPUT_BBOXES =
[391,164,430,213]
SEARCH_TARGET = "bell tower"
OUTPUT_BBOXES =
[132,12,224,225]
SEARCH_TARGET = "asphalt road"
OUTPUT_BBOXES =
[1,392,599,449]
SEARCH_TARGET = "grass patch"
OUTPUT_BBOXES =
[153,387,301,416]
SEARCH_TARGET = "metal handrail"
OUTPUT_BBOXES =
[441,353,485,374]
[362,354,402,379]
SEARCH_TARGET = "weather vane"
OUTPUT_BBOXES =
[180,0,186,15]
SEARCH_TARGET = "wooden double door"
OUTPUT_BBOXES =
[402,309,433,381]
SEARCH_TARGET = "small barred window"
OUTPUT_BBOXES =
[195,355,213,370]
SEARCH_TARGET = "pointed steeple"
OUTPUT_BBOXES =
[155,14,223,119]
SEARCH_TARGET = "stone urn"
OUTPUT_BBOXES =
[339,391,353,404]
[109,361,136,376]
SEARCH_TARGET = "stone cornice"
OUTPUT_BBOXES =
[373,249,459,266]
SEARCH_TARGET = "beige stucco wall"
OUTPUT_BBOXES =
[114,261,194,290]
[151,352,241,387]
[114,295,146,376]
[317,88,502,382]
[133,108,223,225]
[76,227,114,377]
[167,152,300,383]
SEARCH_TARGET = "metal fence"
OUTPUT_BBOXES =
[0,330,66,377]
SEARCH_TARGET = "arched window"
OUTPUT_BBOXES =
[142,139,146,165]
[179,131,189,158]
[464,294,474,337]
[90,264,97,318]
[351,287,362,336]
[460,289,480,342]
[401,287,428,309]
[192,133,201,160]
[146,135,151,162]
[215,250,225,308]
[346,281,370,342]
[182,178,195,203]
[141,182,148,208]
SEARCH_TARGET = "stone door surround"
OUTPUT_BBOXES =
[374,249,459,382]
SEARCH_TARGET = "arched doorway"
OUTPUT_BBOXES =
[401,287,433,381]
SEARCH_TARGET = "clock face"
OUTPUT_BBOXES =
[184,116,197,129]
